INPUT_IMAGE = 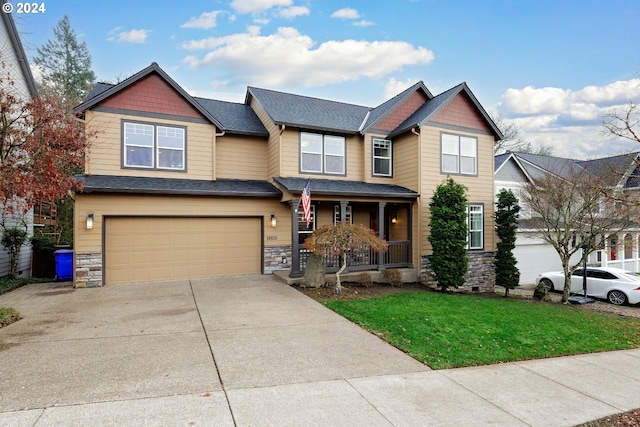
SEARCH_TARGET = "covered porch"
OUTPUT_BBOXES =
[272,177,418,277]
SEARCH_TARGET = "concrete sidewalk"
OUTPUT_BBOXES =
[1,275,639,426]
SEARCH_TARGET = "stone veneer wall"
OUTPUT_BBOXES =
[75,252,103,288]
[264,245,292,274]
[421,251,495,292]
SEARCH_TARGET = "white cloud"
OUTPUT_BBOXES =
[384,77,417,99]
[497,78,640,159]
[231,0,292,14]
[574,79,640,106]
[500,86,569,115]
[332,8,360,19]
[108,29,149,44]
[181,11,222,29]
[354,20,374,27]
[182,27,434,88]
[279,6,310,18]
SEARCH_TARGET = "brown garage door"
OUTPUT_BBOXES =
[105,217,262,285]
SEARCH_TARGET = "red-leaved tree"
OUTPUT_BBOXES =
[303,223,388,293]
[0,72,90,217]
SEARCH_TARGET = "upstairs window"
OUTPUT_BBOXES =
[300,132,345,175]
[441,133,477,175]
[123,121,185,171]
[372,138,392,176]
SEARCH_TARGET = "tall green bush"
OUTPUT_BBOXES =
[428,177,468,291]
[495,189,521,297]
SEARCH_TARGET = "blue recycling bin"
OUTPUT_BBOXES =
[54,249,73,281]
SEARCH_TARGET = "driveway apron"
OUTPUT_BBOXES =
[0,275,427,426]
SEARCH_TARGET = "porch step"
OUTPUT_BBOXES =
[272,268,419,286]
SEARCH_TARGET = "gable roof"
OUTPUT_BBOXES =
[1,11,37,98]
[246,86,370,134]
[388,82,503,140]
[75,63,268,137]
[497,151,640,189]
[361,81,433,132]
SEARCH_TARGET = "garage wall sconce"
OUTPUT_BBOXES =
[391,215,398,224]
[270,214,277,228]
[86,213,94,230]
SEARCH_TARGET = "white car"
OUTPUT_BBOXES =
[535,267,640,306]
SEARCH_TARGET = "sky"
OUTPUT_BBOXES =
[10,0,640,159]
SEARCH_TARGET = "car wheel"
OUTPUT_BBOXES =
[540,278,554,292]
[607,290,628,306]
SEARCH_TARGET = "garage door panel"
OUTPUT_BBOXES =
[105,217,261,285]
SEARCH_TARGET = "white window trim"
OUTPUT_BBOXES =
[300,132,346,175]
[467,204,483,250]
[298,205,316,245]
[333,205,353,224]
[372,138,392,177]
[441,133,477,176]
[123,121,186,171]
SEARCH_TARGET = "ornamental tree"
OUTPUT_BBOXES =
[428,177,468,292]
[0,62,92,227]
[303,223,388,293]
[494,188,521,297]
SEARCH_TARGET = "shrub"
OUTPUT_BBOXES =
[0,306,20,327]
[382,268,403,287]
[356,272,373,287]
[1,227,28,278]
[30,234,56,254]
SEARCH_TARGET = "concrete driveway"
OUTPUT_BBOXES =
[1,275,640,426]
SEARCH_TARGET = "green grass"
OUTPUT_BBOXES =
[0,276,54,295]
[0,306,20,326]
[324,292,640,369]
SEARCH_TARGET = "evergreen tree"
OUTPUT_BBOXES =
[428,177,468,292]
[33,15,96,108]
[494,189,521,297]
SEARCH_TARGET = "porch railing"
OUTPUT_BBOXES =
[299,240,411,273]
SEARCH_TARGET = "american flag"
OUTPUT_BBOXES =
[301,179,311,227]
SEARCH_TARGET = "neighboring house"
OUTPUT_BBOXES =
[0,10,38,278]
[495,151,640,283]
[72,62,502,289]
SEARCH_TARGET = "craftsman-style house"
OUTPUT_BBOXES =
[72,63,502,289]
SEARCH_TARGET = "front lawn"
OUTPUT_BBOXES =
[324,292,640,369]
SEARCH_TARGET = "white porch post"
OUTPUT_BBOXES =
[634,233,640,272]
[620,233,626,270]
[603,236,609,267]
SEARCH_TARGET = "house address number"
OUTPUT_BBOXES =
[266,235,278,241]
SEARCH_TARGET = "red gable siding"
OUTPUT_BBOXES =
[375,91,429,132]
[99,74,205,119]
[431,92,491,132]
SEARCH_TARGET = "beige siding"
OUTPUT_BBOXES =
[216,135,268,180]
[249,98,281,178]
[74,194,291,254]
[392,133,420,191]
[419,126,496,254]
[84,110,215,180]
[279,129,364,180]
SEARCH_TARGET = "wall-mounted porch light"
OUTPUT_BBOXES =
[86,213,94,230]
[391,215,398,224]
[270,214,277,227]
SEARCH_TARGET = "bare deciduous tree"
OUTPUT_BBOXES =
[602,101,640,145]
[521,164,640,303]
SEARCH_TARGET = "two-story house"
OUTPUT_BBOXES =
[73,63,501,290]
[0,11,38,278]
[495,151,640,283]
